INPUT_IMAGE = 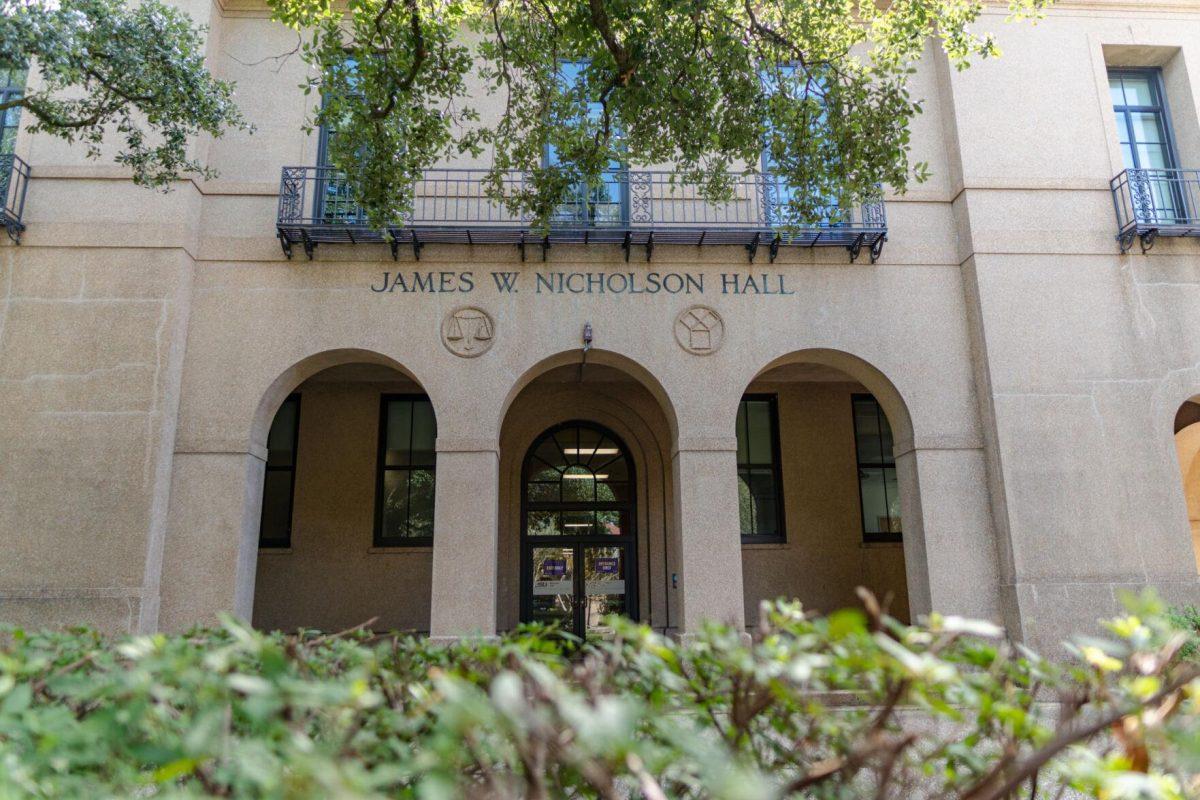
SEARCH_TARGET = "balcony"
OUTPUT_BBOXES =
[276,166,887,263]
[1111,168,1200,253]
[0,154,29,244]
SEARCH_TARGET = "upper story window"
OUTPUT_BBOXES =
[375,394,437,546]
[0,67,25,155]
[760,65,838,227]
[315,57,368,224]
[259,394,301,549]
[1109,68,1179,173]
[545,60,626,226]
[736,395,785,543]
[1109,67,1186,225]
[852,394,902,544]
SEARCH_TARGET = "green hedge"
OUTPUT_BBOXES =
[0,593,1197,799]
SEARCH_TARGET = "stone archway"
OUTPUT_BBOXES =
[497,351,677,634]
[1174,403,1200,573]
[735,351,915,625]
[158,348,435,633]
[728,347,996,627]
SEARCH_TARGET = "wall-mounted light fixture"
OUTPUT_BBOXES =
[579,322,593,382]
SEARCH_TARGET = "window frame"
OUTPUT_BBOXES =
[737,393,787,544]
[373,392,437,548]
[258,393,302,549]
[518,420,639,638]
[851,393,902,545]
[542,59,630,227]
[0,67,25,156]
[1108,67,1182,172]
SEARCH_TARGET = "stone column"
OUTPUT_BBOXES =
[428,439,499,638]
[158,450,266,632]
[672,436,746,633]
[895,443,1002,623]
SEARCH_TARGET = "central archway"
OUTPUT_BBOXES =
[520,421,638,638]
[497,351,674,636]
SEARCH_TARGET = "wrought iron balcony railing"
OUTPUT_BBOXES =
[276,166,887,263]
[0,154,29,244]
[1111,168,1200,254]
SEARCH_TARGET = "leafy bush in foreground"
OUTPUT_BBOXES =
[0,592,1197,799]
[1167,605,1200,661]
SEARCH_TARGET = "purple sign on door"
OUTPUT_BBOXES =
[541,559,567,577]
[595,557,619,575]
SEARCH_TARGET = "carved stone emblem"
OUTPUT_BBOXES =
[442,307,495,358]
[674,305,724,355]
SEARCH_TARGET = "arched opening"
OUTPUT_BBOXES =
[738,350,914,625]
[497,350,676,635]
[1173,399,1200,573]
[250,356,438,633]
[520,421,637,639]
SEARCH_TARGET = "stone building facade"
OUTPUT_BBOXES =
[2,0,1200,653]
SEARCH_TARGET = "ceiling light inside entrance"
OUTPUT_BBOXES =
[563,473,608,480]
[564,448,619,456]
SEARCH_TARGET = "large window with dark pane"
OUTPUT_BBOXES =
[1109,68,1183,220]
[852,395,902,543]
[375,395,436,545]
[259,394,301,549]
[0,67,25,155]
[760,64,840,227]
[736,395,784,542]
[544,60,626,226]
[316,57,369,224]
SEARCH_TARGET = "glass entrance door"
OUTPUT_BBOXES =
[521,422,637,640]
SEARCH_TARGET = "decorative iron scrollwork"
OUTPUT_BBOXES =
[629,172,652,223]
[848,233,866,263]
[1128,169,1153,224]
[758,176,778,228]
[277,231,293,260]
[1140,228,1158,254]
[278,167,305,225]
[1118,229,1137,255]
[861,196,887,228]
[870,236,885,264]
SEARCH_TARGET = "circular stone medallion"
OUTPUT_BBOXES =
[674,305,724,356]
[442,307,495,358]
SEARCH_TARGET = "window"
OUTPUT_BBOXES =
[736,395,785,542]
[0,67,25,155]
[544,60,627,226]
[852,395,902,544]
[1109,67,1183,220]
[1110,68,1179,172]
[259,394,301,548]
[316,57,369,224]
[760,64,839,227]
[374,394,437,545]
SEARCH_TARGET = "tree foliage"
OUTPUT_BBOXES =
[0,0,250,186]
[273,0,1053,228]
[1,591,1198,798]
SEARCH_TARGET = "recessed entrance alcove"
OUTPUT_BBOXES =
[497,354,677,638]
[251,360,436,633]
[739,355,912,625]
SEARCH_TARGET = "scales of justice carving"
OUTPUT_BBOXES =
[442,307,495,357]
[674,306,725,355]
